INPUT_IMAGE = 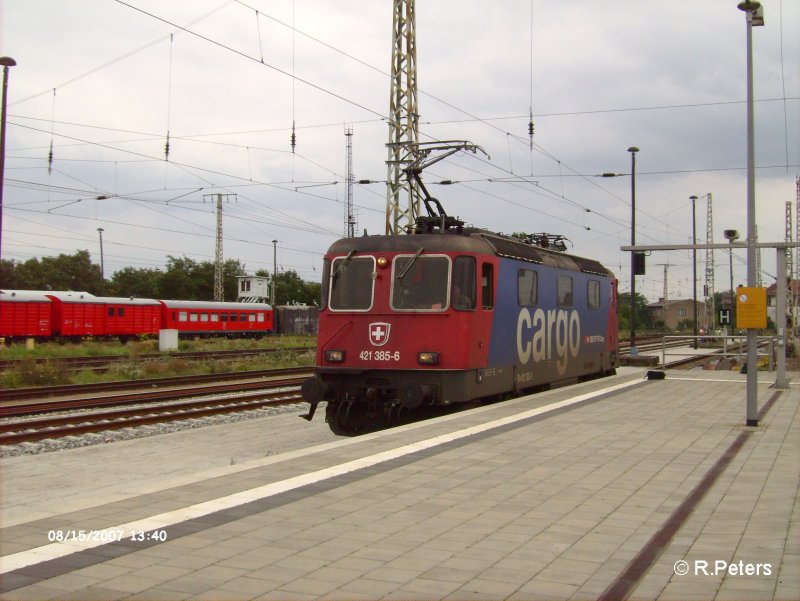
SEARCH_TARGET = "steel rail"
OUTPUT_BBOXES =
[0,366,311,403]
[0,388,304,444]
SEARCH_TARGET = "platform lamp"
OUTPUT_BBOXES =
[628,146,640,353]
[0,56,17,261]
[691,195,698,349]
[724,229,739,333]
[97,227,105,280]
[738,0,763,427]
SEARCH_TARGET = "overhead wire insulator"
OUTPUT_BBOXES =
[290,121,296,153]
[164,131,170,162]
[528,112,534,150]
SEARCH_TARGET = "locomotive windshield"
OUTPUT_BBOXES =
[329,255,375,310]
[391,255,450,311]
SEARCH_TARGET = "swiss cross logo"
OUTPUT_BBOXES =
[369,322,391,347]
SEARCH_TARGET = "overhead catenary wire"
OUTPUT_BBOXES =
[8,1,795,291]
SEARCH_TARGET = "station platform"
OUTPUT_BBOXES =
[1,368,798,600]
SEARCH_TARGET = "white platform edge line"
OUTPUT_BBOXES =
[0,378,644,574]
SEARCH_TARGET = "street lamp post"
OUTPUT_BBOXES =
[0,56,17,261]
[97,228,105,280]
[272,240,278,307]
[738,0,763,427]
[691,195,698,349]
[628,146,639,352]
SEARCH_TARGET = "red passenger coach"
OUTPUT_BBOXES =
[158,300,273,336]
[0,292,53,338]
[45,293,161,338]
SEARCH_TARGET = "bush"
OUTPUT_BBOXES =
[2,358,70,387]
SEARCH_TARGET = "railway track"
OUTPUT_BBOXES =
[0,372,310,445]
[0,345,314,373]
[0,366,311,403]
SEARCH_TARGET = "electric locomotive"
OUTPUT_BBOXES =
[301,217,618,435]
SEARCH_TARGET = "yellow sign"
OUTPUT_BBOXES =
[736,287,767,329]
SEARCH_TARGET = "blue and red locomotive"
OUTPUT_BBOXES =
[302,222,618,435]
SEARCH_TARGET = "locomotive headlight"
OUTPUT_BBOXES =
[325,349,345,362]
[417,351,439,365]
[376,256,389,268]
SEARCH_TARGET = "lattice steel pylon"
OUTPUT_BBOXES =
[704,193,715,330]
[787,200,794,333]
[204,193,236,301]
[214,193,224,301]
[795,176,800,334]
[345,127,356,238]
[385,0,419,235]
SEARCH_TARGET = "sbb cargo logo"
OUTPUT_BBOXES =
[516,308,580,376]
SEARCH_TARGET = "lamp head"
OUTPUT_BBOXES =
[723,229,740,242]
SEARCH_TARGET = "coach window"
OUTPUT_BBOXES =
[481,263,494,310]
[518,269,538,306]
[392,255,449,311]
[451,256,476,311]
[557,275,573,307]
[118,307,124,317]
[179,311,188,322]
[257,312,265,322]
[200,313,209,322]
[588,280,601,309]
[221,312,228,322]
[231,313,238,322]
[330,255,375,311]
[107,307,114,317]
[190,313,199,322]
[211,313,219,322]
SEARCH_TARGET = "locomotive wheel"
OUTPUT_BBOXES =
[325,401,372,436]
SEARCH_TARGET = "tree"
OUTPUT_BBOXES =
[255,269,321,306]
[2,251,104,294]
[617,292,651,333]
[110,266,162,298]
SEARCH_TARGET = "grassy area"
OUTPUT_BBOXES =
[0,336,317,389]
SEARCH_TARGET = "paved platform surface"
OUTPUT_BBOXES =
[0,368,797,600]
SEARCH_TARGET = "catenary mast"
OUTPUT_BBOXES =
[385,0,419,235]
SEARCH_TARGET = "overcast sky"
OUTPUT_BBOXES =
[1,0,798,303]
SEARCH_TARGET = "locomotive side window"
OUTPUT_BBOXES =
[482,263,494,309]
[451,256,476,311]
[588,280,601,309]
[391,255,450,311]
[557,275,573,307]
[320,259,330,310]
[518,269,538,306]
[330,256,375,311]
